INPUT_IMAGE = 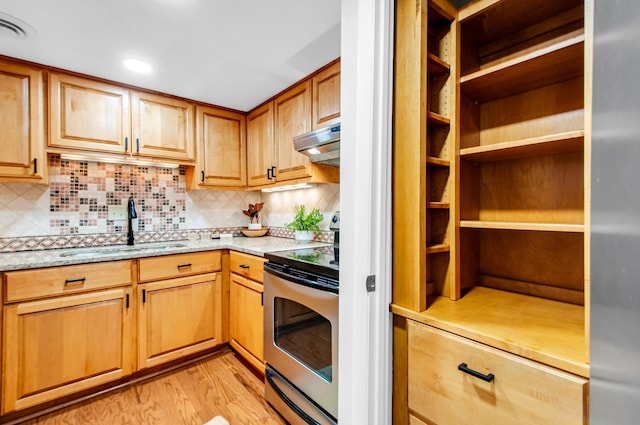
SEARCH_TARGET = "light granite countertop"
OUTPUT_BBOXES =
[0,236,331,272]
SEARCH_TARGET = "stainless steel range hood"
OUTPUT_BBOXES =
[293,123,340,167]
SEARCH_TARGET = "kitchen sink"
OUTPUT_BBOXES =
[59,242,189,258]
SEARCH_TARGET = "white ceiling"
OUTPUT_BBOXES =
[0,0,341,112]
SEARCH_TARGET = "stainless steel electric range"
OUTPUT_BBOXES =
[263,217,339,425]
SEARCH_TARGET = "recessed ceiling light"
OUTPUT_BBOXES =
[123,59,152,73]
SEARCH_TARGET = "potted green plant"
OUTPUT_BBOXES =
[285,204,324,241]
[242,202,264,229]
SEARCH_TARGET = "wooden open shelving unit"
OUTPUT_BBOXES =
[393,0,592,423]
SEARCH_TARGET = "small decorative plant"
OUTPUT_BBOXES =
[242,202,264,224]
[285,204,324,232]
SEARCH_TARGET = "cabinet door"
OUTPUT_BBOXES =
[138,273,221,370]
[0,60,45,182]
[230,273,264,371]
[312,60,340,130]
[247,101,275,186]
[131,91,195,161]
[195,106,246,187]
[49,73,130,154]
[274,80,313,182]
[2,288,133,413]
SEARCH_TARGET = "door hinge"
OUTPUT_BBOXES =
[366,275,376,292]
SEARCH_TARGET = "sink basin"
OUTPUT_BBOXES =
[59,242,189,258]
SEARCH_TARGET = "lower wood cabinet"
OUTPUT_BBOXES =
[229,251,267,372]
[137,272,222,370]
[2,288,133,414]
[407,320,589,425]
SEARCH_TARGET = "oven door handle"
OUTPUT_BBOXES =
[265,369,322,425]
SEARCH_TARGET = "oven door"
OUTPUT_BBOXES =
[264,266,338,422]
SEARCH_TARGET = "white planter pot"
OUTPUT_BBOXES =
[294,230,315,242]
[248,223,262,230]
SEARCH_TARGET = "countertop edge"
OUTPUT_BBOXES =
[0,237,332,272]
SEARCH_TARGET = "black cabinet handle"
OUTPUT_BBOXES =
[177,263,192,269]
[142,289,146,303]
[201,170,205,182]
[125,136,129,152]
[126,293,130,309]
[64,277,86,285]
[458,363,495,382]
[261,292,264,306]
[136,138,140,153]
[271,166,276,178]
[267,168,272,180]
[239,264,250,269]
[33,158,37,174]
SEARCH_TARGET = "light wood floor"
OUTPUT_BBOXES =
[18,349,287,425]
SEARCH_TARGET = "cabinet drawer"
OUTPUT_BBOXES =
[138,251,221,282]
[408,320,588,425]
[4,260,133,303]
[230,251,267,283]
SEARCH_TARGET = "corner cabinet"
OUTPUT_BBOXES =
[0,59,46,183]
[392,0,591,424]
[49,73,195,163]
[1,261,134,414]
[137,251,223,370]
[190,106,246,189]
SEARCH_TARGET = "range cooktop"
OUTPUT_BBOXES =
[264,245,339,280]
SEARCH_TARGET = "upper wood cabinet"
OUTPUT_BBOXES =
[0,60,46,183]
[246,67,340,189]
[246,82,320,187]
[247,102,275,186]
[192,106,246,188]
[131,91,194,161]
[312,60,341,130]
[274,80,313,182]
[49,73,195,162]
[49,73,130,154]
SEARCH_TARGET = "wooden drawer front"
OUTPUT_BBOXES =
[230,251,267,283]
[4,260,133,303]
[408,321,588,425]
[138,251,221,282]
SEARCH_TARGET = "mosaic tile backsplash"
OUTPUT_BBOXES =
[0,156,340,252]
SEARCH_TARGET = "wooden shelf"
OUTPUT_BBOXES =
[427,52,450,76]
[460,220,584,233]
[426,156,450,167]
[460,35,585,103]
[460,131,584,162]
[427,111,450,126]
[426,244,450,254]
[391,286,588,377]
[427,202,450,209]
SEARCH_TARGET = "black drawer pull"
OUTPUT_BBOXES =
[142,289,146,303]
[126,293,130,308]
[64,277,86,285]
[33,157,37,174]
[458,363,495,382]
[177,263,192,269]
[239,264,250,269]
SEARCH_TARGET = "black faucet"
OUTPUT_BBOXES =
[127,195,137,246]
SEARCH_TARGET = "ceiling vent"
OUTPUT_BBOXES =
[0,12,35,39]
